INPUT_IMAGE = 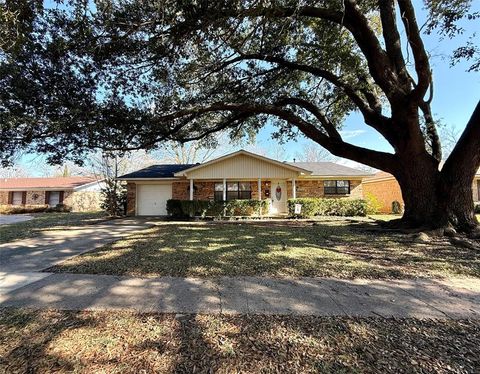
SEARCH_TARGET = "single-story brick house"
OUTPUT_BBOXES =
[363,170,480,213]
[0,176,105,212]
[118,150,372,216]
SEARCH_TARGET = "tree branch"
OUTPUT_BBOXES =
[274,97,341,140]
[379,0,409,84]
[442,100,480,180]
[397,0,432,100]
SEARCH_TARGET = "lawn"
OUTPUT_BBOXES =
[49,219,480,279]
[1,308,478,374]
[0,212,107,244]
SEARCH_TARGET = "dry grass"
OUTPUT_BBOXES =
[49,219,480,279]
[1,308,479,374]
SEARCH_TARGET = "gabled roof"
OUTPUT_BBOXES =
[118,164,198,179]
[363,171,395,182]
[287,162,372,177]
[0,176,100,190]
[173,150,312,177]
[365,168,480,183]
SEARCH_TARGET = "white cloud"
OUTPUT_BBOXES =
[339,130,367,139]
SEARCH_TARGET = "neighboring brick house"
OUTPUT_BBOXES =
[363,171,480,213]
[118,150,371,216]
[0,176,105,212]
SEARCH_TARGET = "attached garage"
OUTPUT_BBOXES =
[136,184,172,216]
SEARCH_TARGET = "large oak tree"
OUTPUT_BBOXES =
[1,0,479,232]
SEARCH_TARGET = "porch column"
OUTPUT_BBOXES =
[292,178,296,199]
[222,178,227,201]
[257,178,262,201]
[189,179,194,200]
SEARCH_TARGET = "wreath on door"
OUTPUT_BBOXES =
[275,184,282,201]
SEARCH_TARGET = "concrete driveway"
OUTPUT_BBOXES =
[0,218,153,273]
[0,214,34,225]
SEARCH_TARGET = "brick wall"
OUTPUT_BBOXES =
[293,179,362,199]
[26,191,46,205]
[363,178,403,213]
[349,180,363,199]
[126,183,136,215]
[172,181,189,200]
[175,181,264,201]
[295,180,324,198]
[171,179,364,202]
[0,191,8,204]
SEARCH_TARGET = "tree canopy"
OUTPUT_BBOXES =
[0,0,477,167]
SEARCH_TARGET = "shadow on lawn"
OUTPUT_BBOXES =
[2,309,478,373]
[48,220,480,279]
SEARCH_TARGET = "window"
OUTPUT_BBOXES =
[214,182,252,201]
[48,191,61,206]
[12,191,24,205]
[324,180,350,195]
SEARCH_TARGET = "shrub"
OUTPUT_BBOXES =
[392,200,403,214]
[166,199,270,218]
[287,198,320,218]
[0,204,49,214]
[474,203,480,214]
[45,203,72,213]
[364,192,382,215]
[288,198,368,218]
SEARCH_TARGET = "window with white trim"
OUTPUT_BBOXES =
[214,182,252,201]
[324,180,350,195]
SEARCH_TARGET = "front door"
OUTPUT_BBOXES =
[270,180,287,214]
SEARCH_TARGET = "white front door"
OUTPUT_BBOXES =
[137,184,172,216]
[270,180,287,214]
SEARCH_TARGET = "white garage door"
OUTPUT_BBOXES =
[137,184,172,216]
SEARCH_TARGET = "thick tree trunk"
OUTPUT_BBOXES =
[394,157,478,233]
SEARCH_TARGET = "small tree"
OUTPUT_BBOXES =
[96,153,127,216]
[101,178,127,216]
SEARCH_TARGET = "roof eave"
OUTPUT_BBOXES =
[173,149,313,177]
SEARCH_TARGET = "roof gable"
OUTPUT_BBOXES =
[173,150,311,179]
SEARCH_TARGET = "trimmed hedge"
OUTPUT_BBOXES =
[166,199,270,218]
[0,204,72,215]
[287,198,368,218]
[0,204,49,214]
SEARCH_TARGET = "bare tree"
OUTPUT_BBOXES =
[295,142,336,162]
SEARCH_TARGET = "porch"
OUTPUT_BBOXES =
[172,179,296,214]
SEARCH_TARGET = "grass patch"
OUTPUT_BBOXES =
[0,212,107,244]
[0,308,478,373]
[50,220,480,279]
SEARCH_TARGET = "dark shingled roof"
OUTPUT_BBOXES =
[118,164,198,179]
[119,160,372,179]
[286,162,371,176]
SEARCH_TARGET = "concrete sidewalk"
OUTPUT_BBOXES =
[1,273,479,319]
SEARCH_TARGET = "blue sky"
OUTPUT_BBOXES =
[251,4,480,162]
[15,3,480,174]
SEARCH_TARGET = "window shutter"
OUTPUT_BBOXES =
[8,191,13,204]
[21,191,27,205]
[45,191,50,204]
[59,191,64,204]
